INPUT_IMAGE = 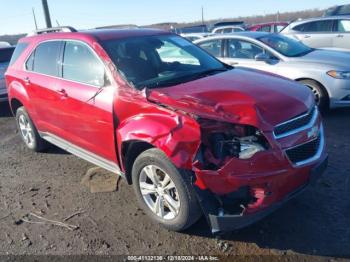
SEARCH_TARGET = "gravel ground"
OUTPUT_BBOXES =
[0,101,349,259]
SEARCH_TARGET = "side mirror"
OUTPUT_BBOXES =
[254,53,270,62]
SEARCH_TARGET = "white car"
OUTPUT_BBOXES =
[180,33,212,42]
[195,32,350,109]
[0,42,11,48]
[281,16,350,50]
[212,26,245,34]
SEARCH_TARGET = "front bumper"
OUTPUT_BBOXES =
[326,78,350,108]
[195,155,328,233]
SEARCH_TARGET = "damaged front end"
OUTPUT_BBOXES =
[146,88,327,234]
[190,118,327,234]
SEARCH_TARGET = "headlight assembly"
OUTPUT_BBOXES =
[196,118,269,170]
[327,70,350,79]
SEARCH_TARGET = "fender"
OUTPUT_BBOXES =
[7,78,33,116]
[116,111,201,171]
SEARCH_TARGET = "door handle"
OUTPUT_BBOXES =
[23,77,30,85]
[304,35,311,38]
[55,88,68,97]
[337,34,344,38]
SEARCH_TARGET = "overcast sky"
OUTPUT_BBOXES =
[1,0,348,35]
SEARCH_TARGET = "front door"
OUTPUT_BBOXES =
[54,40,117,162]
[221,39,278,74]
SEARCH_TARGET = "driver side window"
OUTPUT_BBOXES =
[227,39,265,59]
[198,39,223,57]
[62,41,106,87]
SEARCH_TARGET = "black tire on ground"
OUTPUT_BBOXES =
[132,148,202,231]
[298,79,329,111]
[15,106,48,152]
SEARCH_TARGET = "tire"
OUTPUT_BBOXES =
[298,79,329,111]
[132,148,202,231]
[16,106,48,152]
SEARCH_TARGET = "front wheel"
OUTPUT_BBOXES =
[298,79,329,111]
[132,148,202,231]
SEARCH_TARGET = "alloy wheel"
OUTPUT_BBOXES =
[139,165,180,220]
[306,84,321,106]
[18,114,35,148]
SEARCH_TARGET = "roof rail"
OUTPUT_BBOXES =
[27,26,77,36]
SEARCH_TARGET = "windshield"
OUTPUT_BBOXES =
[258,34,313,57]
[101,34,228,89]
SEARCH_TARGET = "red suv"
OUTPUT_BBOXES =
[5,27,327,233]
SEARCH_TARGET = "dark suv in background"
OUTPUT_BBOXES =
[324,4,350,16]
[0,46,15,102]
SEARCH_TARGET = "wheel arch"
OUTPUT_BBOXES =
[10,98,24,116]
[121,140,154,185]
[116,114,201,184]
[295,77,330,98]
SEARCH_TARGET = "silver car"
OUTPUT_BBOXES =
[194,32,350,109]
[0,47,15,102]
[281,16,350,51]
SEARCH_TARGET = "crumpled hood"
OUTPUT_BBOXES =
[147,68,314,131]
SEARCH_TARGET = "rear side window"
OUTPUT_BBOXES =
[259,25,271,32]
[0,47,15,63]
[293,20,334,32]
[62,41,105,86]
[198,39,223,57]
[26,41,62,77]
[9,44,26,66]
[337,20,350,32]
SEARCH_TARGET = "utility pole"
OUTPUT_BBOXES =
[41,0,52,28]
[201,6,204,25]
[32,8,38,30]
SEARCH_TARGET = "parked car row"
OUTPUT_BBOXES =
[4,26,327,234]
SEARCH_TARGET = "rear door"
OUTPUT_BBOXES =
[333,19,350,49]
[23,40,65,133]
[292,20,335,48]
[55,40,116,161]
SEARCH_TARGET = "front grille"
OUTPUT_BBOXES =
[286,135,321,164]
[274,107,316,137]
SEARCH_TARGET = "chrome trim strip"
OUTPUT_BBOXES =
[285,124,325,167]
[40,132,124,177]
[273,106,318,139]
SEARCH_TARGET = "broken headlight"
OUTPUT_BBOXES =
[197,119,269,169]
[210,134,266,160]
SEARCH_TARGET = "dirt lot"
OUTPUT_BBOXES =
[0,101,349,259]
